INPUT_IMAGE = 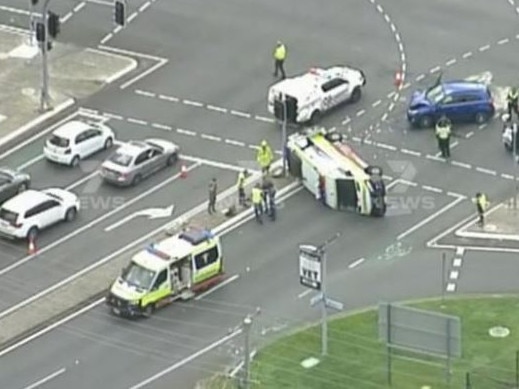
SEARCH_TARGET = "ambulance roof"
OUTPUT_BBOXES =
[131,227,216,272]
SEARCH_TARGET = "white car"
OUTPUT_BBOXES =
[43,120,115,167]
[0,188,80,240]
[267,66,366,124]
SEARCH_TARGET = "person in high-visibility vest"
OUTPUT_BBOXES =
[435,116,452,158]
[473,192,489,226]
[256,140,274,174]
[507,87,519,119]
[251,183,264,224]
[236,169,248,206]
[273,41,287,79]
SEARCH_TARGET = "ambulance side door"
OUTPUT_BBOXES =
[321,78,349,110]
[145,268,171,305]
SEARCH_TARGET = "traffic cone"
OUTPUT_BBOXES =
[180,163,187,179]
[394,70,403,88]
[28,238,37,255]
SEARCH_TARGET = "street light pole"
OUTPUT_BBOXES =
[39,0,52,112]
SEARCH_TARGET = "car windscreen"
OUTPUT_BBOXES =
[121,262,156,290]
[49,135,70,148]
[109,152,133,167]
[425,85,445,104]
[0,208,18,224]
[145,141,165,153]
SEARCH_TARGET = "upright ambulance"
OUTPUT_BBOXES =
[286,128,386,216]
[107,226,224,317]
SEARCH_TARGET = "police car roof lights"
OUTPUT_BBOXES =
[179,227,214,245]
[145,244,171,260]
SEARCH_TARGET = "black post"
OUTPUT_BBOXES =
[465,372,471,389]
[441,252,446,303]
[386,304,392,386]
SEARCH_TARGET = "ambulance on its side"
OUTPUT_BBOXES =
[106,226,224,317]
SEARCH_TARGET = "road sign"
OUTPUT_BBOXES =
[299,244,322,290]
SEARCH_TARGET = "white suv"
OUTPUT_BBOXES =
[43,120,115,167]
[0,188,80,240]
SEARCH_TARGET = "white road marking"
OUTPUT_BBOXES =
[230,110,251,119]
[462,51,473,59]
[66,171,99,190]
[400,148,421,157]
[127,12,138,23]
[449,270,459,280]
[139,1,151,12]
[200,134,222,142]
[195,274,240,300]
[422,185,442,194]
[451,161,472,169]
[135,89,156,98]
[127,118,148,126]
[181,155,251,173]
[498,38,510,45]
[381,113,388,121]
[356,109,366,117]
[372,100,382,107]
[430,66,441,73]
[455,247,465,257]
[0,164,201,278]
[183,99,203,108]
[478,123,487,130]
[501,173,514,180]
[397,196,465,241]
[158,94,179,102]
[22,368,67,389]
[61,12,74,23]
[297,289,313,299]
[348,257,365,269]
[17,154,45,170]
[446,283,456,292]
[453,258,463,267]
[465,131,474,139]
[0,5,41,16]
[121,58,168,90]
[225,139,246,147]
[176,128,197,136]
[426,154,444,161]
[103,112,124,120]
[207,105,227,113]
[475,167,496,175]
[397,179,418,187]
[97,45,166,62]
[445,59,457,66]
[342,117,351,125]
[151,123,172,131]
[415,74,425,82]
[86,0,112,5]
[254,115,275,123]
[375,142,397,151]
[73,2,87,12]
[100,33,113,45]
[479,44,490,52]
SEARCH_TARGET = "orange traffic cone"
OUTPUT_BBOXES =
[180,163,187,179]
[28,238,37,255]
[394,70,403,88]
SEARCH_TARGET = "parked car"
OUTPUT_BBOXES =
[43,120,115,167]
[100,139,180,186]
[0,188,80,240]
[407,80,495,128]
[0,167,30,204]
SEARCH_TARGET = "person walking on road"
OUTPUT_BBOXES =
[273,41,287,79]
[267,181,277,221]
[435,115,452,158]
[474,192,489,227]
[257,140,274,174]
[251,183,264,224]
[507,87,519,119]
[236,169,248,206]
[261,176,274,215]
[208,178,217,214]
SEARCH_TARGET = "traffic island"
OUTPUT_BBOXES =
[455,197,519,241]
[0,26,137,150]
[201,296,519,389]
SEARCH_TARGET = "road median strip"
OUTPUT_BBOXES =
[0,166,298,351]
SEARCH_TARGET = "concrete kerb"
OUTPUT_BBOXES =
[0,168,298,349]
[84,48,138,84]
[454,203,519,241]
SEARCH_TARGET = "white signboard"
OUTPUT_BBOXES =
[299,244,322,290]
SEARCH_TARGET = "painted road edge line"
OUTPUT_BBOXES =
[22,367,67,389]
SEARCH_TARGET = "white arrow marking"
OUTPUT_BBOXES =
[104,205,175,232]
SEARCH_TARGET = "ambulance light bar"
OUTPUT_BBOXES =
[145,244,171,260]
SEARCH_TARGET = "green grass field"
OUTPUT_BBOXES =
[224,296,519,389]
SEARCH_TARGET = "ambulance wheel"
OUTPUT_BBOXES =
[310,110,321,125]
[142,304,154,318]
[350,87,361,103]
[475,112,488,124]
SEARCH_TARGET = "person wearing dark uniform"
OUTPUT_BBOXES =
[261,177,274,214]
[208,178,217,214]
[435,116,452,158]
[251,184,264,224]
[507,87,519,119]
[474,192,489,226]
[273,41,287,79]
[266,181,277,221]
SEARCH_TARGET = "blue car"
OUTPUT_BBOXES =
[407,81,495,128]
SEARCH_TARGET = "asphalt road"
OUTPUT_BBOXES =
[0,182,458,389]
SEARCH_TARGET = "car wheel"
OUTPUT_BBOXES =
[27,226,38,241]
[70,155,80,167]
[104,137,113,150]
[142,304,154,318]
[418,116,433,128]
[310,110,321,125]
[475,112,488,124]
[17,183,28,193]
[132,174,142,186]
[350,87,362,103]
[166,153,178,166]
[65,207,77,222]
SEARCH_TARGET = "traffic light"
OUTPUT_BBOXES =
[47,12,60,39]
[36,22,45,43]
[114,0,126,26]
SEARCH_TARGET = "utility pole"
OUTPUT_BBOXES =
[242,315,252,389]
[300,232,343,356]
[39,0,52,112]
[281,94,288,176]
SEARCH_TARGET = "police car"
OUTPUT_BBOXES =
[267,66,366,124]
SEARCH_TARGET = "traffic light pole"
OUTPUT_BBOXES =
[39,0,52,112]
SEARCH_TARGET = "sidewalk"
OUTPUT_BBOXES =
[455,196,519,241]
[0,26,136,150]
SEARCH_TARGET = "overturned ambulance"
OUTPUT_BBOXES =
[286,128,386,217]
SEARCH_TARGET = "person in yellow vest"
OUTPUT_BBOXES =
[507,87,519,119]
[273,41,287,79]
[256,140,274,174]
[435,115,452,158]
[473,192,489,226]
[236,169,248,206]
[251,183,264,224]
